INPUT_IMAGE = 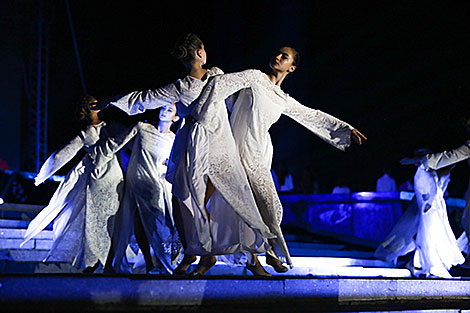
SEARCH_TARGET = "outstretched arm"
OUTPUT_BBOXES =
[93,83,181,115]
[89,123,141,178]
[34,134,85,185]
[283,96,365,151]
[421,140,470,170]
[191,70,260,126]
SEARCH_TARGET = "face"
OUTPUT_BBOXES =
[159,104,178,122]
[269,47,296,74]
[88,99,100,113]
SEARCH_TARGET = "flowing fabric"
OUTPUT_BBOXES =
[421,141,470,253]
[110,68,273,257]
[412,165,464,277]
[21,121,124,267]
[374,197,419,265]
[200,70,354,266]
[90,122,179,273]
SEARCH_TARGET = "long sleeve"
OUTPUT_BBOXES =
[283,96,354,151]
[34,134,85,185]
[422,140,470,170]
[111,83,181,115]
[191,70,260,128]
[89,123,140,178]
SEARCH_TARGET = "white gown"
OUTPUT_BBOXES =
[412,164,464,277]
[110,68,273,257]
[91,121,178,273]
[21,121,124,267]
[421,140,470,252]
[199,70,354,266]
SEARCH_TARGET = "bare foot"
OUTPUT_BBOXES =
[173,254,197,275]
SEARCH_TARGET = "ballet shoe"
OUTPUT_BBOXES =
[173,255,197,275]
[246,258,272,277]
[266,255,288,273]
[190,255,216,276]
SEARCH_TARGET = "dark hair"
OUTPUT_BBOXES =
[76,95,97,127]
[171,33,203,64]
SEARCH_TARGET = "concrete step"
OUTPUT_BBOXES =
[0,227,54,240]
[0,249,50,262]
[0,219,31,229]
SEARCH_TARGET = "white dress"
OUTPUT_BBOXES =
[110,68,273,257]
[412,164,464,277]
[90,121,178,273]
[21,121,124,267]
[199,70,354,266]
[421,140,470,255]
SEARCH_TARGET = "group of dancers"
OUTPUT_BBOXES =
[22,32,372,276]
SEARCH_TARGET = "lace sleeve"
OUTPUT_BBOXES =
[89,123,140,177]
[111,82,181,115]
[422,140,470,170]
[34,134,85,185]
[191,69,260,129]
[283,96,354,151]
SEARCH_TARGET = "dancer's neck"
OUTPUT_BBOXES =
[266,70,288,86]
[185,62,207,80]
[156,121,172,134]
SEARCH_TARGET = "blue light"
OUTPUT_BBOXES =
[0,197,4,205]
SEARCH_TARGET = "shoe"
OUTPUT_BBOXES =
[190,255,216,276]
[266,255,288,273]
[246,258,272,277]
[173,255,197,275]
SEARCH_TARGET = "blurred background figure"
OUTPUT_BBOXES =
[376,168,397,192]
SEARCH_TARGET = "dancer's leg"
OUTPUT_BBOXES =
[189,179,217,276]
[134,210,154,273]
[173,198,196,275]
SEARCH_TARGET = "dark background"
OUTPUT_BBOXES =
[1,1,469,195]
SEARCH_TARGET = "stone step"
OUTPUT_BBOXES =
[0,227,54,240]
[0,238,53,250]
[0,219,31,229]
[0,249,50,262]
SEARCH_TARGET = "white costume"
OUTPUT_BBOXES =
[420,140,470,255]
[110,68,273,257]
[411,164,464,277]
[21,121,124,267]
[199,70,354,266]
[91,122,178,273]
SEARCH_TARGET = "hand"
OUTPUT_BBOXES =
[400,157,420,166]
[351,128,367,145]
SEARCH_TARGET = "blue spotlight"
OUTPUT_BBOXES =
[0,197,4,205]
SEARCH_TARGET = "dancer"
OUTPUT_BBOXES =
[409,161,464,277]
[92,34,273,276]
[21,96,125,270]
[91,104,180,273]
[197,46,367,271]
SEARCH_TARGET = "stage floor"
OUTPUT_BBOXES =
[1,274,470,312]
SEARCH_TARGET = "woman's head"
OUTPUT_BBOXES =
[171,33,206,65]
[159,103,179,124]
[269,46,299,75]
[77,95,98,126]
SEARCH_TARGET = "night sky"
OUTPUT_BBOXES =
[1,1,470,195]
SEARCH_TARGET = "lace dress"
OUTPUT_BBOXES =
[90,121,179,273]
[110,68,272,256]
[21,121,124,267]
[199,70,354,266]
